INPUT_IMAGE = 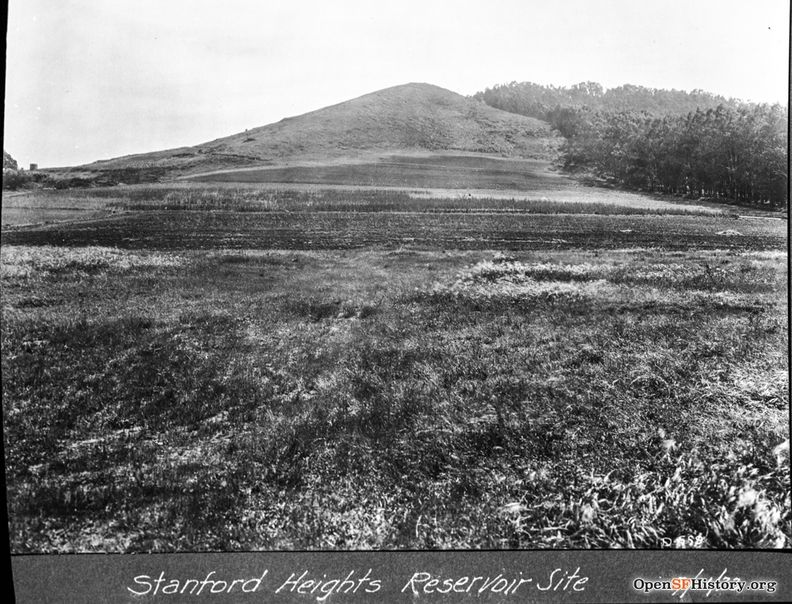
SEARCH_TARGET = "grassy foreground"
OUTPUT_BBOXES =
[2,241,788,551]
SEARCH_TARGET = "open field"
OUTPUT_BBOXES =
[1,184,721,228]
[3,209,783,251]
[1,185,789,552]
[9,152,758,229]
[2,182,719,229]
[186,155,565,190]
[0,192,115,227]
[0,206,113,228]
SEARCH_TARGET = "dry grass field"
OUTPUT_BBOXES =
[1,182,788,552]
[4,153,732,229]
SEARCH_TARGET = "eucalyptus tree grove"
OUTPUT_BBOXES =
[477,82,788,208]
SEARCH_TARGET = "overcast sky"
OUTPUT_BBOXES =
[4,0,789,168]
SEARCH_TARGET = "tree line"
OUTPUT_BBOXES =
[476,82,788,208]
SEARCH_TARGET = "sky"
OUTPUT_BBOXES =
[4,0,789,168]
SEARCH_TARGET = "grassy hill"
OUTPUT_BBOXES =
[54,83,559,183]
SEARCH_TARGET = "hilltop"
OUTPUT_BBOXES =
[55,83,558,183]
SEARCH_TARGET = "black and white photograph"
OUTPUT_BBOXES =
[2,0,790,599]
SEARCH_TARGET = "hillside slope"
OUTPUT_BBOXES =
[65,83,558,179]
